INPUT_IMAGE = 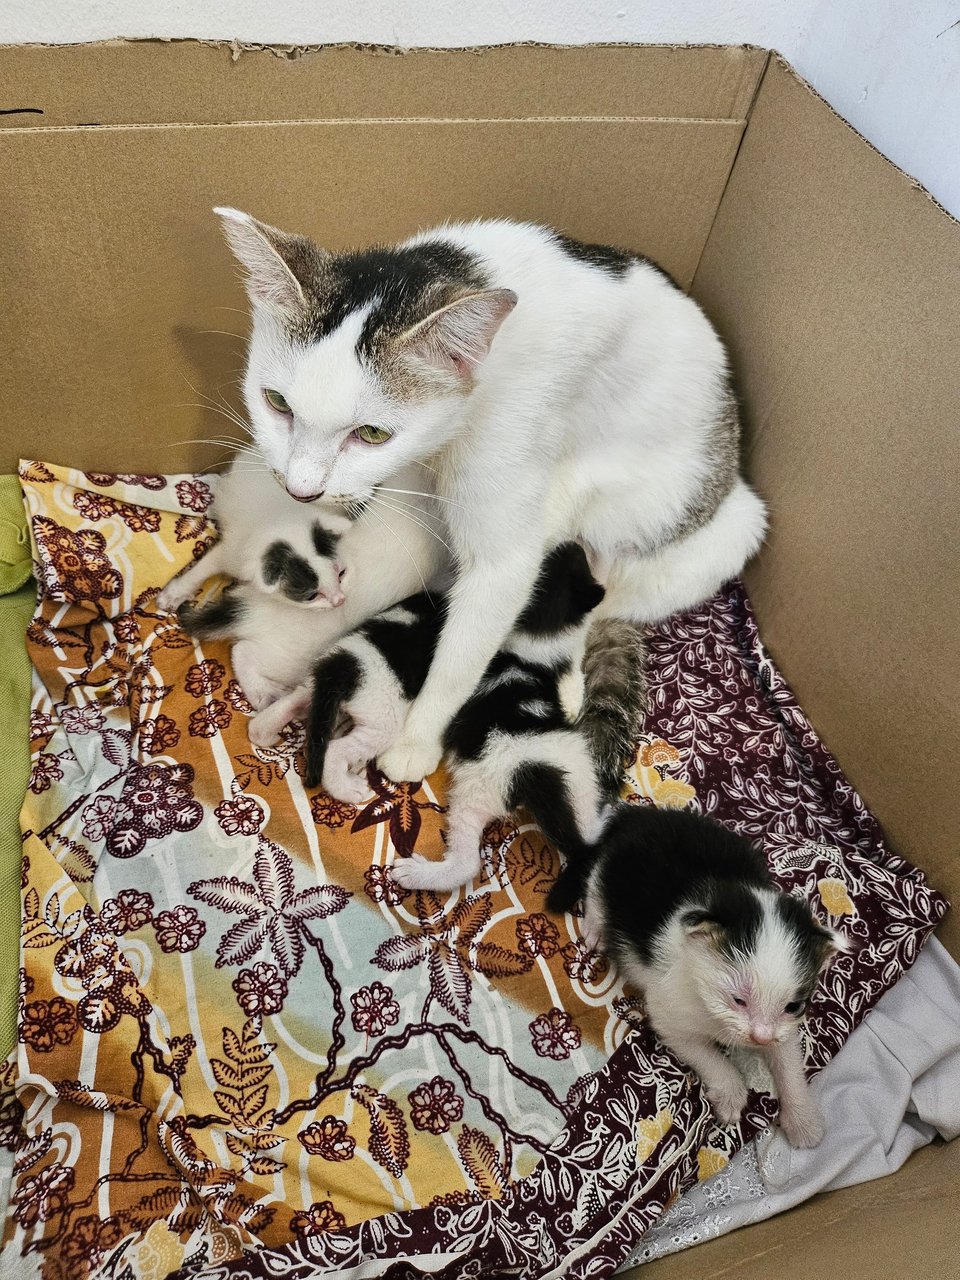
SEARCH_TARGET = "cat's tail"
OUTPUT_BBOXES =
[303,649,362,790]
[576,618,648,800]
[177,592,243,639]
[507,761,597,914]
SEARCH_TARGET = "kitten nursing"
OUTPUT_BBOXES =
[250,543,619,893]
[215,209,767,786]
[548,807,846,1146]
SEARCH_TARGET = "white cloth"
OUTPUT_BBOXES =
[629,937,960,1266]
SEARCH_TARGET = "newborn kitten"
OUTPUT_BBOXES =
[398,542,608,892]
[157,458,353,615]
[547,806,846,1147]
[250,543,610,890]
[164,459,451,710]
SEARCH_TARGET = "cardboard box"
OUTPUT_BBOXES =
[2,38,957,1275]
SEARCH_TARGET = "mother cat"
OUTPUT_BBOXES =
[216,209,766,781]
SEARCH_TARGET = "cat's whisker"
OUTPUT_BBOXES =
[368,495,452,552]
[364,504,433,601]
[378,486,464,509]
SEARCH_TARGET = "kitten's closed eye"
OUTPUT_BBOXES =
[733,997,747,1007]
[783,1000,803,1014]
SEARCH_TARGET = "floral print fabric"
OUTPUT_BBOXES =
[2,461,946,1280]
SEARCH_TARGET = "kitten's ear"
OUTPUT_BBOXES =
[681,910,725,945]
[397,289,517,379]
[214,207,327,314]
[815,924,851,966]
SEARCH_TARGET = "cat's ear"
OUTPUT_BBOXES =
[214,207,327,314]
[397,289,517,379]
[681,909,725,946]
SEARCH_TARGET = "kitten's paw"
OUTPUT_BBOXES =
[778,1099,825,1149]
[247,714,280,749]
[378,735,441,784]
[156,583,189,614]
[391,855,472,892]
[706,1079,749,1127]
[322,769,372,806]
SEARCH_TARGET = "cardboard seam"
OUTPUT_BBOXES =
[765,51,960,227]
[689,50,773,295]
[0,115,747,135]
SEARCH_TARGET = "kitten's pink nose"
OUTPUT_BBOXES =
[285,484,324,503]
[749,1028,775,1046]
[328,589,345,607]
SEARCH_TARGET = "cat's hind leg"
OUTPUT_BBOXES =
[248,684,311,748]
[597,479,767,625]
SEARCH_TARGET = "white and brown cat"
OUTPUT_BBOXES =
[213,210,766,780]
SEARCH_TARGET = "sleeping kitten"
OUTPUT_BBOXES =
[157,458,353,615]
[547,806,847,1147]
[249,544,614,890]
[165,459,451,710]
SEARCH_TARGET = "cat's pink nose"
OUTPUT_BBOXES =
[285,484,324,503]
[328,589,345,607]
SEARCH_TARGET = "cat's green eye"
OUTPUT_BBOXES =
[263,388,292,415]
[355,424,392,445]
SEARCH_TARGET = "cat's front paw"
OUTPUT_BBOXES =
[706,1079,748,1127]
[247,713,280,749]
[378,735,441,784]
[778,1098,825,1149]
[391,854,474,892]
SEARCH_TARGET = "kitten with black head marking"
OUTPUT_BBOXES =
[157,458,353,615]
[162,455,451,711]
[250,543,617,889]
[547,806,847,1147]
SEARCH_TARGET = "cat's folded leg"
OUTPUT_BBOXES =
[763,1029,825,1148]
[595,479,767,625]
[156,541,229,613]
[230,640,288,711]
[248,684,311,748]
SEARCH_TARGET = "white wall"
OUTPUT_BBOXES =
[2,0,958,218]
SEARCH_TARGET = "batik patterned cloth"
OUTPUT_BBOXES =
[1,461,947,1280]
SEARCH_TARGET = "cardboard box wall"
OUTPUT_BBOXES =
[2,40,958,1276]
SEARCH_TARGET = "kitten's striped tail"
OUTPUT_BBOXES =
[576,617,648,800]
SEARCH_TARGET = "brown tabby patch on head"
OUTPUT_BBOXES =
[288,240,490,399]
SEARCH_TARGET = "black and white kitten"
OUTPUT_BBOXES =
[249,544,615,890]
[158,458,353,614]
[547,806,848,1147]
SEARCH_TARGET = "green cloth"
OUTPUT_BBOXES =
[0,475,33,1057]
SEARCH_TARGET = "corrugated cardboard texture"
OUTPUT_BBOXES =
[0,42,765,474]
[693,58,960,959]
[639,1137,960,1279]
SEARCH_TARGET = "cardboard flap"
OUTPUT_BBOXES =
[694,57,960,954]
